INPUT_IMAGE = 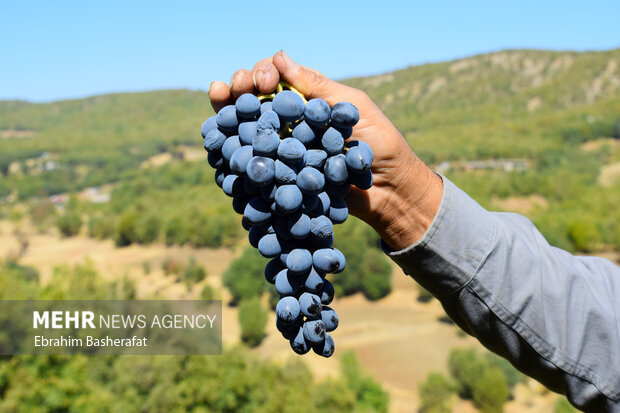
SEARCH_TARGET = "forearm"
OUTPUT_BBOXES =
[382,175,620,411]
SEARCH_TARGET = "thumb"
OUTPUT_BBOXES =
[272,51,352,103]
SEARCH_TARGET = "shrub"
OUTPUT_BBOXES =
[340,351,389,412]
[115,211,138,246]
[182,258,206,288]
[448,348,486,399]
[222,248,265,304]
[471,367,509,413]
[419,372,454,413]
[56,212,82,237]
[238,298,267,347]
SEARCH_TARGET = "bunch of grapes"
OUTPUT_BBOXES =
[201,83,373,357]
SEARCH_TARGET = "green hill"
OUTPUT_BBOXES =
[0,49,618,252]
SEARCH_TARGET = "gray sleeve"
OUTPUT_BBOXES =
[381,175,620,412]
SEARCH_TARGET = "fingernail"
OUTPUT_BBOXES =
[229,74,236,90]
[254,70,264,87]
[280,50,293,66]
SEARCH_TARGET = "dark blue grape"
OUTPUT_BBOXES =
[333,248,346,273]
[272,90,304,122]
[275,184,303,213]
[276,296,301,324]
[290,326,311,354]
[303,267,324,293]
[257,110,280,131]
[311,233,334,249]
[214,169,226,188]
[243,197,272,225]
[315,192,331,215]
[313,332,335,357]
[258,233,282,258]
[204,128,227,152]
[321,279,334,305]
[235,93,261,118]
[278,138,306,164]
[324,154,348,185]
[345,140,374,173]
[304,149,327,169]
[201,115,217,138]
[311,216,333,240]
[232,195,249,215]
[252,130,280,157]
[321,127,344,156]
[247,156,275,187]
[241,217,252,231]
[301,194,320,214]
[238,121,258,145]
[325,182,351,198]
[328,196,348,224]
[337,126,353,139]
[229,146,254,174]
[288,213,311,239]
[221,135,242,163]
[272,216,292,240]
[321,306,339,332]
[222,174,243,197]
[304,98,331,127]
[274,160,298,185]
[275,269,301,296]
[216,105,239,132]
[299,292,322,319]
[277,317,301,340]
[313,248,340,273]
[265,258,284,284]
[243,177,260,195]
[207,150,224,168]
[248,225,266,248]
[260,101,273,114]
[260,182,277,202]
[291,120,317,146]
[303,319,326,344]
[296,167,325,195]
[331,102,359,128]
[349,169,373,190]
[286,248,313,275]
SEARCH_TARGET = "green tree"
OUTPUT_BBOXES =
[419,372,454,413]
[471,367,509,413]
[56,212,82,236]
[115,211,138,246]
[238,298,267,347]
[183,258,206,288]
[222,247,266,304]
[448,348,486,399]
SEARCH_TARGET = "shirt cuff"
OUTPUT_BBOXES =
[380,174,497,299]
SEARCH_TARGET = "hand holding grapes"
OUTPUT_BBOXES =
[209,51,443,251]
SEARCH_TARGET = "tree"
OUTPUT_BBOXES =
[419,372,454,413]
[56,212,82,237]
[222,248,266,304]
[471,367,509,413]
[448,348,486,399]
[238,298,267,347]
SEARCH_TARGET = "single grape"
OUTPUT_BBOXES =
[324,182,351,198]
[260,101,273,114]
[278,137,306,164]
[328,196,348,224]
[272,216,292,240]
[274,160,298,185]
[313,332,335,357]
[201,115,217,138]
[299,292,322,319]
[207,150,224,169]
[291,120,317,146]
[258,233,282,258]
[229,145,254,174]
[238,121,258,145]
[243,197,272,225]
[296,167,325,195]
[303,267,324,293]
[222,174,243,197]
[216,105,239,132]
[321,306,339,332]
[301,194,320,214]
[260,182,278,202]
[304,98,331,127]
[241,217,252,231]
[204,128,227,152]
[311,216,333,240]
[290,326,311,354]
[235,93,261,118]
[248,225,266,248]
[252,130,280,157]
[321,279,334,305]
[257,111,280,131]
[330,102,359,128]
[303,149,328,169]
[272,90,305,122]
[247,156,275,187]
[275,268,301,296]
[275,184,303,213]
[336,126,353,139]
[276,296,301,324]
[302,319,326,344]
[333,248,346,273]
[221,135,242,163]
[214,169,226,188]
[286,248,313,275]
[313,192,331,215]
[313,248,340,273]
[349,169,373,190]
[345,140,374,173]
[232,195,249,215]
[321,127,344,156]
[277,317,301,340]
[288,212,311,239]
[265,258,284,284]
[324,154,348,185]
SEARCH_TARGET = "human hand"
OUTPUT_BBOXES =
[208,51,443,251]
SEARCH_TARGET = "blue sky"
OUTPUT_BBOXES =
[1,0,618,102]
